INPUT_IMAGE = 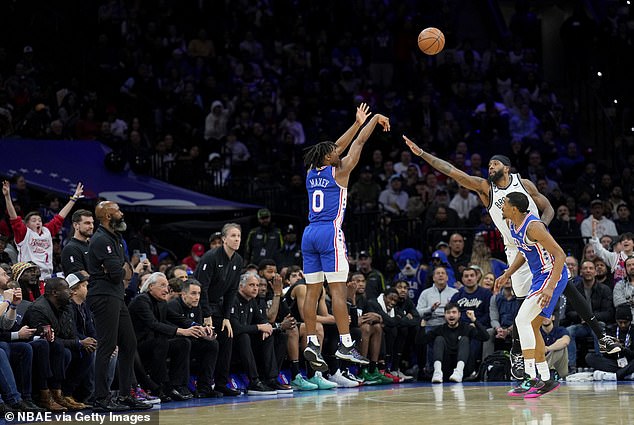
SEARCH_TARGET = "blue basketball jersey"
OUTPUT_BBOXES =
[306,166,346,225]
[509,213,555,276]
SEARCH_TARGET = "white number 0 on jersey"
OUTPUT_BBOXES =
[312,190,324,212]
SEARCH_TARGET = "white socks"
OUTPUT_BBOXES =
[536,361,550,381]
[524,358,536,379]
[340,333,353,348]
[307,335,320,346]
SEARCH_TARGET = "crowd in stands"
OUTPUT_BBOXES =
[0,0,634,412]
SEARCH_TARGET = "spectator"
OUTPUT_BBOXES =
[490,279,520,351]
[63,272,95,408]
[378,175,409,216]
[277,225,302,269]
[588,305,634,381]
[3,180,83,279]
[182,243,205,272]
[540,315,571,379]
[615,204,634,234]
[422,303,489,383]
[355,250,386,301]
[21,277,79,410]
[447,233,470,279]
[590,232,634,285]
[563,260,614,373]
[581,199,618,240]
[613,256,634,320]
[12,261,41,302]
[348,165,381,212]
[448,186,479,221]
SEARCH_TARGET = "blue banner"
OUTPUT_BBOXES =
[0,139,258,214]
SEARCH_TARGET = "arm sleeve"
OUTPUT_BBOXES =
[43,214,64,236]
[589,237,618,272]
[9,217,27,244]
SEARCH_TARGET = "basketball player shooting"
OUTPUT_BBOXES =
[302,104,390,372]
[402,135,621,379]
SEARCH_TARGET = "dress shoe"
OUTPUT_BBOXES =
[11,400,46,412]
[51,389,81,411]
[215,385,241,397]
[195,386,224,398]
[93,396,130,413]
[117,395,153,410]
[166,387,193,401]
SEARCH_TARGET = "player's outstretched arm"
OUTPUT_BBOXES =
[334,103,371,156]
[521,178,555,225]
[403,135,488,197]
[339,114,390,178]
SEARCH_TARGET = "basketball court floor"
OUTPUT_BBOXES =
[154,381,634,425]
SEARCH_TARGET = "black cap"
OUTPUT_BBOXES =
[361,165,372,173]
[285,224,296,234]
[590,199,603,206]
[209,231,222,242]
[359,250,370,258]
[435,241,448,249]
[616,305,633,321]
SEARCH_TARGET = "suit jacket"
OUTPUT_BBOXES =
[129,293,179,345]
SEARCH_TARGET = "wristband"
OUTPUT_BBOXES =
[9,303,16,310]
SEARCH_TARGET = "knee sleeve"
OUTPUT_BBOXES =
[515,297,542,351]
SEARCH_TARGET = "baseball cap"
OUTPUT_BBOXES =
[209,231,222,243]
[590,199,603,206]
[360,165,372,173]
[358,250,370,258]
[285,224,296,234]
[192,243,205,256]
[23,45,33,54]
[257,208,271,219]
[208,152,221,161]
[435,241,448,249]
[66,271,88,289]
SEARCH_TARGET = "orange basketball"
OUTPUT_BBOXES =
[418,27,445,55]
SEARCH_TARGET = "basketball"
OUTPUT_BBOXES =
[418,27,445,55]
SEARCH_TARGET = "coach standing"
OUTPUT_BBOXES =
[87,201,151,411]
[194,222,243,396]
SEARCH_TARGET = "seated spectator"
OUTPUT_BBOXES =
[613,256,634,319]
[230,272,291,395]
[128,272,197,401]
[594,257,614,290]
[450,267,493,369]
[587,305,634,381]
[581,199,618,240]
[348,165,381,212]
[3,180,83,279]
[422,303,489,383]
[167,277,183,301]
[378,175,409,216]
[489,279,520,352]
[22,277,76,411]
[167,278,222,398]
[562,260,614,373]
[63,272,95,409]
[0,264,44,412]
[448,186,479,222]
[615,204,634,234]
[540,315,570,379]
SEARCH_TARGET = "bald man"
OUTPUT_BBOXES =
[87,201,151,412]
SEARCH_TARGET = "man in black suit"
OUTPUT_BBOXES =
[167,278,222,398]
[129,272,204,401]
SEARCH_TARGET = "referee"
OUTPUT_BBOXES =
[87,201,151,411]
